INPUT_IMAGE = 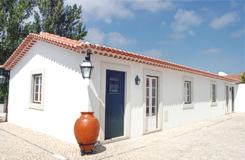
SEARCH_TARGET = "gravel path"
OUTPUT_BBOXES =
[0,113,245,160]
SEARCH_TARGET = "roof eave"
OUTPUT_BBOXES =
[2,32,240,83]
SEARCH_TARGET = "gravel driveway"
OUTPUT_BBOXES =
[0,113,245,160]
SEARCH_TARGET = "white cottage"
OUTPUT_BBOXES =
[1,32,240,144]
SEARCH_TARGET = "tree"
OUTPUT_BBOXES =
[0,0,35,64]
[241,72,245,83]
[32,0,87,40]
[0,0,87,64]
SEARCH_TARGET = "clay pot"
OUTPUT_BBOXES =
[74,112,100,153]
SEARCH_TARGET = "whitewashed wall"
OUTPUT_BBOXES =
[0,104,4,113]
[161,70,227,128]
[235,84,245,112]
[8,41,89,143]
[8,40,237,144]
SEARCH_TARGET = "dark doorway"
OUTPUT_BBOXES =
[231,87,234,112]
[105,70,125,139]
[225,86,229,113]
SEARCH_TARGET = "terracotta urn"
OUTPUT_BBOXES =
[74,112,100,153]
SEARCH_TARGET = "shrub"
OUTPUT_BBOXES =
[241,72,245,83]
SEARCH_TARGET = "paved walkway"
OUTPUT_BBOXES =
[1,113,245,160]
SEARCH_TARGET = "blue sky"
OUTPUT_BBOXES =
[68,0,245,74]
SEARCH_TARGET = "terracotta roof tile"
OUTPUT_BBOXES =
[1,32,241,83]
[39,32,82,47]
[226,74,242,82]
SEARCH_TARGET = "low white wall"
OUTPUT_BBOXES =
[0,104,4,113]
[235,84,245,113]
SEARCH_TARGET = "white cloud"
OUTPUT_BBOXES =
[171,9,203,32]
[23,7,40,24]
[67,0,174,23]
[131,0,174,12]
[169,9,202,40]
[210,12,239,29]
[68,0,133,23]
[200,7,209,12]
[143,49,172,58]
[107,32,133,47]
[188,30,195,36]
[143,49,163,58]
[204,48,222,55]
[231,28,245,38]
[169,32,185,40]
[85,28,105,44]
[85,28,134,47]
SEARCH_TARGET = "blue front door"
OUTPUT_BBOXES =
[105,70,125,139]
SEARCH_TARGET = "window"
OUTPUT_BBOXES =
[211,83,217,103]
[184,81,192,104]
[30,70,44,110]
[151,78,157,116]
[146,78,150,116]
[32,74,42,103]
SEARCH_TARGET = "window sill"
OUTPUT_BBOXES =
[29,103,43,111]
[211,103,218,107]
[144,128,162,135]
[183,103,194,110]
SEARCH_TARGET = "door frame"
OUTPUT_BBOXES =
[231,86,235,113]
[225,83,235,114]
[143,69,163,134]
[99,61,131,142]
[225,84,230,114]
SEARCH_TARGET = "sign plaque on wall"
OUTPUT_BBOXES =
[109,77,120,94]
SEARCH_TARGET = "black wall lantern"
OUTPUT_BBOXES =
[80,49,94,79]
[135,75,141,85]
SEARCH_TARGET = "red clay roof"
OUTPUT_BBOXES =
[226,74,242,82]
[1,32,240,83]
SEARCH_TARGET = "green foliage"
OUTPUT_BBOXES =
[0,84,7,103]
[0,0,35,64]
[0,0,87,64]
[33,0,87,40]
[241,72,245,83]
